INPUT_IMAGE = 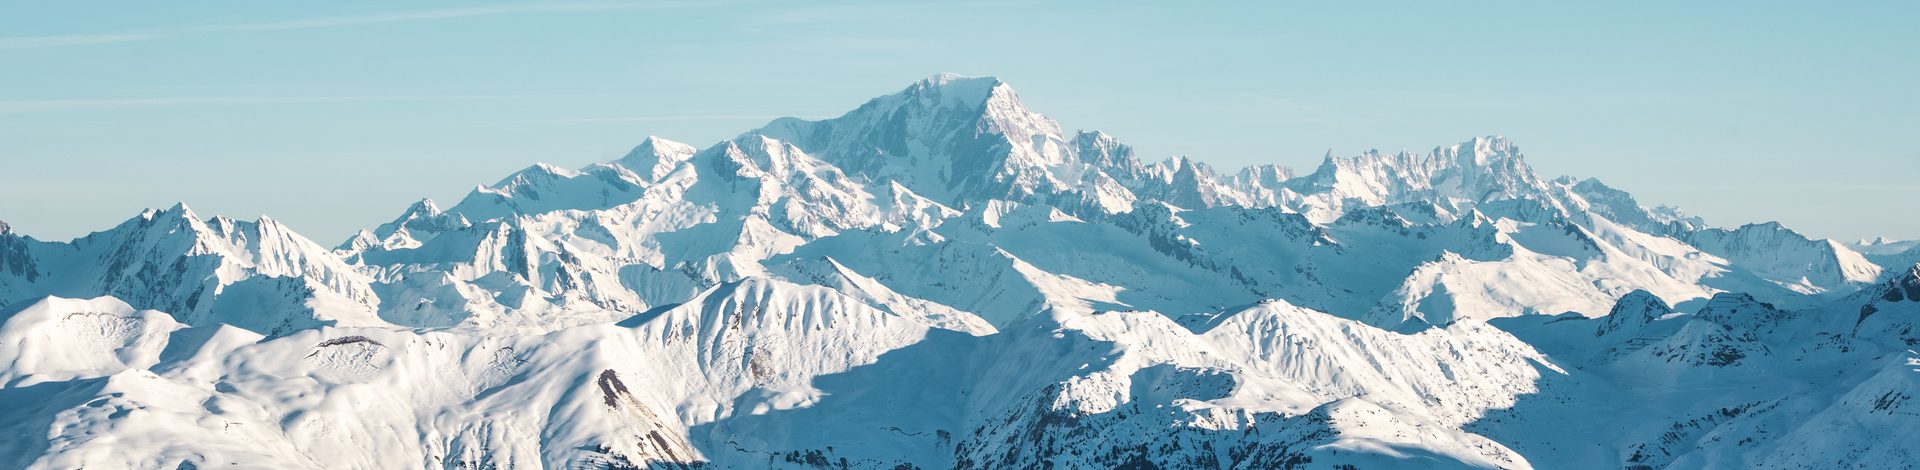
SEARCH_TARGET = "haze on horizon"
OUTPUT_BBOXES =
[1,1,1915,244]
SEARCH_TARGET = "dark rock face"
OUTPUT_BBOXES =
[590,369,703,470]
[0,232,38,283]
[1859,266,1920,346]
[598,369,631,407]
[1882,266,1920,303]
[315,336,380,348]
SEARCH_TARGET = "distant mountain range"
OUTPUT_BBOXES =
[2,74,1915,469]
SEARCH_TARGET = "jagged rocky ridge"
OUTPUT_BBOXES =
[1,74,1915,469]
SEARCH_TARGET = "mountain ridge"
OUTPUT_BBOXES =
[1,74,1914,469]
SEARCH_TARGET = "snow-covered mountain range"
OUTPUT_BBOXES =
[2,74,1915,469]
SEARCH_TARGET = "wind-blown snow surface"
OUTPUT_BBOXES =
[2,74,1915,469]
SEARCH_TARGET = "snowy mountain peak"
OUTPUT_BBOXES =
[1596,289,1673,336]
[145,201,198,222]
[1,204,385,336]
[1438,135,1527,174]
[1693,291,1783,329]
[896,73,1055,140]
[1874,264,1920,302]
[488,162,580,192]
[368,197,469,243]
[1568,177,1706,235]
[635,134,695,152]
[1461,135,1518,163]
[907,72,1007,107]
[11,74,1920,469]
[1280,135,1559,225]
[1153,155,1200,171]
[404,198,442,216]
[1071,130,1138,172]
[1686,222,1884,289]
[1307,135,1528,181]
[615,135,698,180]
[753,75,1075,206]
[923,71,996,84]
[1853,236,1914,251]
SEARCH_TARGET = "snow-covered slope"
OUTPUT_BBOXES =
[0,205,382,336]
[1848,237,1920,275]
[1685,222,1882,294]
[1483,266,1920,469]
[2,74,1908,468]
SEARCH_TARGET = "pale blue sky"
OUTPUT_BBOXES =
[1,1,1915,244]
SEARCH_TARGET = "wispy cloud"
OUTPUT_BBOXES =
[1655,185,1920,193]
[208,3,642,32]
[0,33,166,50]
[501,115,798,124]
[0,2,663,50]
[0,93,631,113]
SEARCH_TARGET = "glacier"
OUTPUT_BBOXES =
[1,74,1916,469]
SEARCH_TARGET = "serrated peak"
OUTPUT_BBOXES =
[910,73,1005,102]
[142,202,200,226]
[406,198,442,216]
